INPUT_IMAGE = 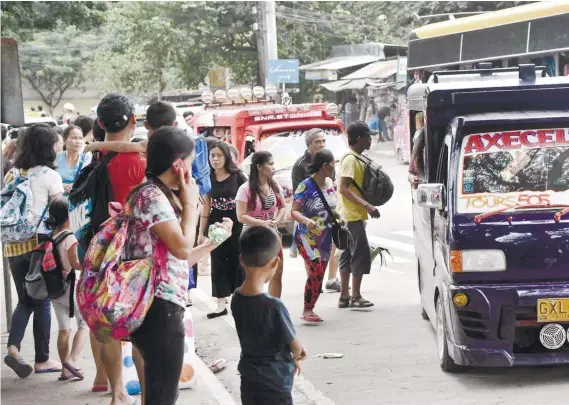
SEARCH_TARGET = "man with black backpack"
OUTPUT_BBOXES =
[337,121,381,310]
[70,93,145,405]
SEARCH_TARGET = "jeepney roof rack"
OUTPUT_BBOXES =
[430,64,548,84]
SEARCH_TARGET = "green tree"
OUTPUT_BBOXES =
[20,25,97,114]
[88,2,185,98]
[1,1,106,42]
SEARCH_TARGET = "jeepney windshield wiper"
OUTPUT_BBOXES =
[474,203,569,225]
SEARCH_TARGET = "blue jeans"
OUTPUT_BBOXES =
[7,252,51,363]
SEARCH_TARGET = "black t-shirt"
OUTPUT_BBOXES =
[209,171,247,211]
[231,290,296,393]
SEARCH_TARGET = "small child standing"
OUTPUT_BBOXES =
[232,226,307,405]
[45,198,89,381]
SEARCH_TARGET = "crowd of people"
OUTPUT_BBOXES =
[1,91,382,404]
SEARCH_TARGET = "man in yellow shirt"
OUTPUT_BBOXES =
[337,121,380,309]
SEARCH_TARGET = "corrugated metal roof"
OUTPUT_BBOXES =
[320,80,396,92]
[300,55,381,71]
[341,59,398,80]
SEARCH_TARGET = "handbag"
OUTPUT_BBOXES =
[309,178,350,250]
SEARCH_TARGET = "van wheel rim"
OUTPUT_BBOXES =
[436,299,445,362]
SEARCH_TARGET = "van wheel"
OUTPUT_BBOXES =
[396,148,404,164]
[436,295,461,372]
[417,263,429,320]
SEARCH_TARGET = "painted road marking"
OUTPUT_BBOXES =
[367,235,415,254]
[192,287,339,405]
[393,230,414,239]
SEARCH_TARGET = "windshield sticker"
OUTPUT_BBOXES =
[458,129,569,214]
[464,128,569,155]
[458,191,569,213]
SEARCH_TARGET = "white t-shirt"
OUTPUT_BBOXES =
[26,166,64,233]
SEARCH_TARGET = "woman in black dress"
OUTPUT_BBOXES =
[199,140,247,318]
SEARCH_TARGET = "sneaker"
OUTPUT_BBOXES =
[325,279,341,292]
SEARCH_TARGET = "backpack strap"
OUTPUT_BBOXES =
[308,178,339,227]
[340,153,369,197]
[51,231,75,317]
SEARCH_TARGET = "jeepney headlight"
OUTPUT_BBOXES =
[325,103,339,117]
[214,90,227,103]
[201,90,214,105]
[252,86,265,99]
[240,87,253,101]
[458,250,506,272]
[265,85,278,99]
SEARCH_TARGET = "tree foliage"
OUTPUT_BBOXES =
[10,1,533,103]
[20,26,97,114]
[1,1,107,42]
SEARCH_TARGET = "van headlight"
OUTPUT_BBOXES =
[450,250,506,273]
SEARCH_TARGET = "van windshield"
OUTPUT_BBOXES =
[457,128,569,213]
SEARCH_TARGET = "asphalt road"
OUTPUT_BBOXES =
[193,142,569,405]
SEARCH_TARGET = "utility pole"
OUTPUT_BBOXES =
[255,0,278,87]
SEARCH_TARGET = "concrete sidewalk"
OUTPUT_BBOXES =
[1,309,224,405]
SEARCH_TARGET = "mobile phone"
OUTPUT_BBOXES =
[172,158,189,183]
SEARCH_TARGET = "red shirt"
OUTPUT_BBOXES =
[106,152,146,205]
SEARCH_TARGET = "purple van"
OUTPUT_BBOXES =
[408,65,569,371]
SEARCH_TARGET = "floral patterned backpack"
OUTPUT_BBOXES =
[77,200,168,343]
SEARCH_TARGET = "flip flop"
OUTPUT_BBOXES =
[91,385,108,392]
[4,355,33,379]
[62,362,84,380]
[35,367,62,374]
[301,313,324,323]
[58,374,74,381]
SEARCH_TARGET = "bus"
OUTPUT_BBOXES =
[407,2,569,77]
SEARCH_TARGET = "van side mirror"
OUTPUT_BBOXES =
[417,183,444,209]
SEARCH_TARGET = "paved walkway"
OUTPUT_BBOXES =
[1,308,223,405]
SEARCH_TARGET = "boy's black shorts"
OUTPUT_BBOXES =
[241,390,293,405]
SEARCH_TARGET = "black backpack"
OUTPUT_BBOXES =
[68,152,118,253]
[344,153,394,207]
[25,231,75,316]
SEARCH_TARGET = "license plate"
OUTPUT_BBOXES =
[537,298,569,323]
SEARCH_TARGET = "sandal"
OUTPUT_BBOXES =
[301,313,323,323]
[338,296,351,309]
[4,355,33,379]
[62,362,84,380]
[350,296,374,308]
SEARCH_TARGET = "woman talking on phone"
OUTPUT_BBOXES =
[236,151,287,298]
[126,126,231,405]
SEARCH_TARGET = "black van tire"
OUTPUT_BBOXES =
[436,295,461,372]
[417,263,429,320]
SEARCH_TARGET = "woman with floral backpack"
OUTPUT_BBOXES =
[79,126,231,405]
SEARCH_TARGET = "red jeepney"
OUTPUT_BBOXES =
[194,102,347,233]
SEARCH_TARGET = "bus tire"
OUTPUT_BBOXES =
[436,295,461,373]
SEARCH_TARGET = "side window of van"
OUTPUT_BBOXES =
[436,143,449,188]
